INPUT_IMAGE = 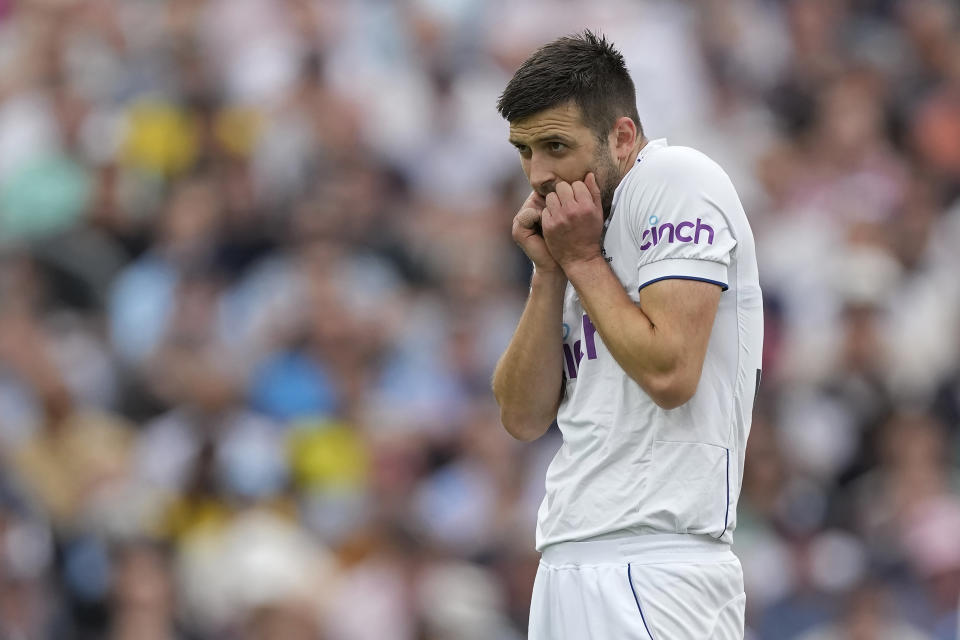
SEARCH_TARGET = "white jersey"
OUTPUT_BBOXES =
[536,138,764,551]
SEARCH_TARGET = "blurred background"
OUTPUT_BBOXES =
[0,0,958,638]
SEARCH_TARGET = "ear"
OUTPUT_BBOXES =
[609,116,638,161]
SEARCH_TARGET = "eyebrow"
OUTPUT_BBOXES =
[508,134,576,147]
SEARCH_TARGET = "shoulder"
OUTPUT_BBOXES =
[642,144,732,188]
[616,143,740,219]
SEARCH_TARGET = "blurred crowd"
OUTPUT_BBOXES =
[0,0,959,638]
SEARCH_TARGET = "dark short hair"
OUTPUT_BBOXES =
[497,30,642,139]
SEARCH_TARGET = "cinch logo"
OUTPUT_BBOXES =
[640,216,714,251]
[563,314,598,379]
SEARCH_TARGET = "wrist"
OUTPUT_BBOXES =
[561,253,608,283]
[531,265,568,290]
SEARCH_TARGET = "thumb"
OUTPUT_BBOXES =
[585,172,602,209]
[516,206,542,230]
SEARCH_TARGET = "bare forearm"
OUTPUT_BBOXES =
[562,257,687,407]
[492,270,567,440]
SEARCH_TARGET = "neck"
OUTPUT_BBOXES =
[620,136,648,178]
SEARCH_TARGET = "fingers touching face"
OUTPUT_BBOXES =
[543,173,600,216]
[571,180,591,203]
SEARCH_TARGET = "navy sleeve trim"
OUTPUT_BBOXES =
[638,275,729,292]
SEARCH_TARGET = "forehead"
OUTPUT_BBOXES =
[508,102,592,143]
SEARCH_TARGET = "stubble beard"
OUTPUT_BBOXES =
[592,146,621,221]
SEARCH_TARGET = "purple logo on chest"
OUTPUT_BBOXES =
[640,217,714,251]
[563,314,598,379]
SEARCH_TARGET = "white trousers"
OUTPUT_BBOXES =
[529,534,745,640]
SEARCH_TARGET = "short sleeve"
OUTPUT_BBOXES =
[624,148,738,292]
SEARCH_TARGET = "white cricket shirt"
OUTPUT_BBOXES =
[536,138,764,550]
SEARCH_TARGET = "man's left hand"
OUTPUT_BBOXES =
[542,173,605,270]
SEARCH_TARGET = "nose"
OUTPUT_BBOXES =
[528,155,556,196]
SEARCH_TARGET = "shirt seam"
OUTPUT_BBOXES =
[637,256,728,270]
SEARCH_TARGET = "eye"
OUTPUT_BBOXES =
[547,141,567,153]
[514,144,531,157]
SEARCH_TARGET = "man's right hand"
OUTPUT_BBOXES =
[512,191,562,274]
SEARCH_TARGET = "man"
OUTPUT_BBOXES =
[491,31,763,639]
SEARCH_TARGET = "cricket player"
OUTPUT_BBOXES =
[491,31,763,639]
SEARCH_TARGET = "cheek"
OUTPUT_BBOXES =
[556,152,595,182]
[521,157,539,183]
[595,151,618,182]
